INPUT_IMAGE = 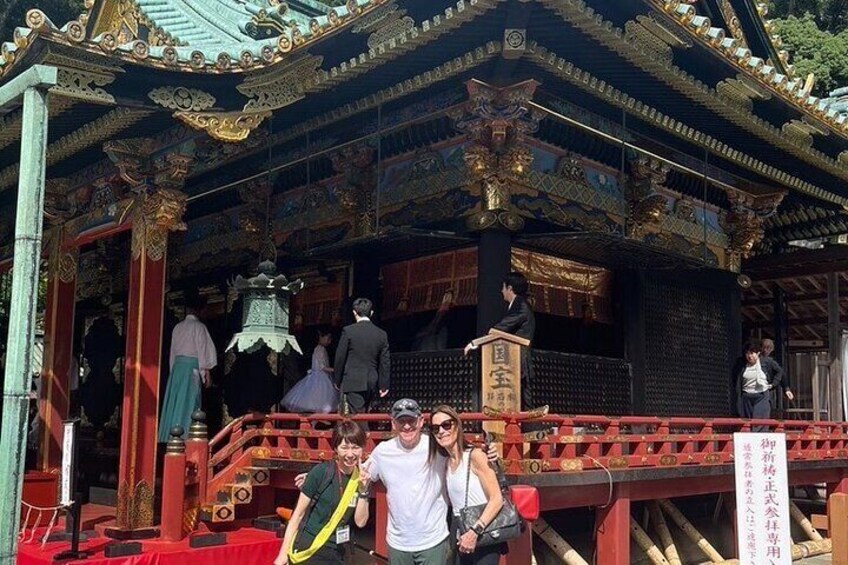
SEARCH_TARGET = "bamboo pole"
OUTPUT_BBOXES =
[631,516,671,565]
[792,538,832,559]
[533,518,589,565]
[713,539,833,563]
[650,501,683,565]
[790,500,824,541]
[658,499,724,563]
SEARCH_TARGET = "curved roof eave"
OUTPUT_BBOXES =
[644,0,848,142]
[0,0,381,80]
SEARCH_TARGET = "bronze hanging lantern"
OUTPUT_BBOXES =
[226,260,304,355]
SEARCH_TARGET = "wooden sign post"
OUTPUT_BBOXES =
[472,329,531,438]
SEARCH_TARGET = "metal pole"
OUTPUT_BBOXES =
[0,80,53,564]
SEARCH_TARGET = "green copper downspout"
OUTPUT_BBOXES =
[0,64,57,565]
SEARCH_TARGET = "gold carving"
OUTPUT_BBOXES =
[148,86,216,112]
[608,457,629,469]
[238,55,323,112]
[175,110,271,142]
[624,20,673,64]
[104,138,159,186]
[115,479,154,530]
[131,188,188,261]
[720,0,748,46]
[58,250,79,284]
[50,67,116,105]
[721,189,784,271]
[450,79,541,231]
[183,507,199,534]
[331,144,377,236]
[367,14,415,50]
[560,458,584,472]
[659,455,678,466]
[626,156,669,238]
[116,480,130,528]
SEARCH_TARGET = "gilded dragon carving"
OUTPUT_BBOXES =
[450,79,541,231]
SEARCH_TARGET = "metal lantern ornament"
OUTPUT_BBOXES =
[226,260,304,356]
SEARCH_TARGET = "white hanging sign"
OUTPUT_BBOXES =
[733,433,792,565]
[60,421,75,506]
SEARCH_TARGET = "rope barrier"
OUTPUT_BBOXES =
[18,500,70,550]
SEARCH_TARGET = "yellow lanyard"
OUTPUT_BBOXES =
[289,466,360,563]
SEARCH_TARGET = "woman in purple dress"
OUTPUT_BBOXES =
[282,328,339,413]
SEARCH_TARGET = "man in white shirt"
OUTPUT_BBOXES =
[294,399,497,563]
[365,398,449,563]
[158,295,217,442]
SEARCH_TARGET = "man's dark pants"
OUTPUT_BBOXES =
[344,390,374,415]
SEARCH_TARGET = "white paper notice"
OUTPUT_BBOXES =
[733,433,792,565]
[60,421,75,506]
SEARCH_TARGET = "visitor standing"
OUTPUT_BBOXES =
[334,298,390,414]
[430,405,507,564]
[275,420,371,564]
[282,327,339,413]
[158,294,217,442]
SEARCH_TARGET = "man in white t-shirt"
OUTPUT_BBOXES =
[366,398,449,563]
[295,398,496,563]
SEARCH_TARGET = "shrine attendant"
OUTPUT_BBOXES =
[158,295,217,442]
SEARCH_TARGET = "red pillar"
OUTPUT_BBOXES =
[38,241,77,471]
[595,487,630,565]
[503,526,533,565]
[160,429,187,542]
[111,187,187,535]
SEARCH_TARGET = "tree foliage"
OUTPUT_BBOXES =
[774,14,848,95]
[770,0,848,34]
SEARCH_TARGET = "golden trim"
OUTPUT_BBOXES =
[0,0,404,79]
[526,43,846,207]
[174,110,271,142]
[542,1,848,183]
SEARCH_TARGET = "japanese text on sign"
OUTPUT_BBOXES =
[733,433,791,565]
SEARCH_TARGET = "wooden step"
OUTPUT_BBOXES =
[223,483,253,505]
[199,502,235,523]
[242,466,271,486]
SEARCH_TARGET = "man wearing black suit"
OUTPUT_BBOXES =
[465,272,536,409]
[334,298,391,414]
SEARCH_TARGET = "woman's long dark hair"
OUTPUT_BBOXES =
[428,404,465,465]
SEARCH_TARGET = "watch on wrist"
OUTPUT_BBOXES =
[471,523,485,535]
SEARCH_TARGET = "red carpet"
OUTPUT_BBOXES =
[17,505,282,565]
[17,527,281,565]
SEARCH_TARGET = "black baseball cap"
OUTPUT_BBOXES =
[391,398,421,420]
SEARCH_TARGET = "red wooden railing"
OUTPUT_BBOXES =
[207,412,848,481]
[157,411,848,543]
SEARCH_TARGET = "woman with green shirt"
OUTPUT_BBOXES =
[275,420,371,564]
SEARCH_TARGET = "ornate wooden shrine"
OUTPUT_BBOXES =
[1,0,848,563]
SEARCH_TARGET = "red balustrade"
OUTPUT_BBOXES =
[204,413,848,487]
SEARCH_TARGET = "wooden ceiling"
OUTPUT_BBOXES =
[742,271,848,349]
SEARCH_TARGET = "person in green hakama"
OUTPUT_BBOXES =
[158,295,217,442]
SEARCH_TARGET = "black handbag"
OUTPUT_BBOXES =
[456,449,525,547]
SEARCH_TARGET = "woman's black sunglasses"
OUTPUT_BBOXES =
[428,419,456,434]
